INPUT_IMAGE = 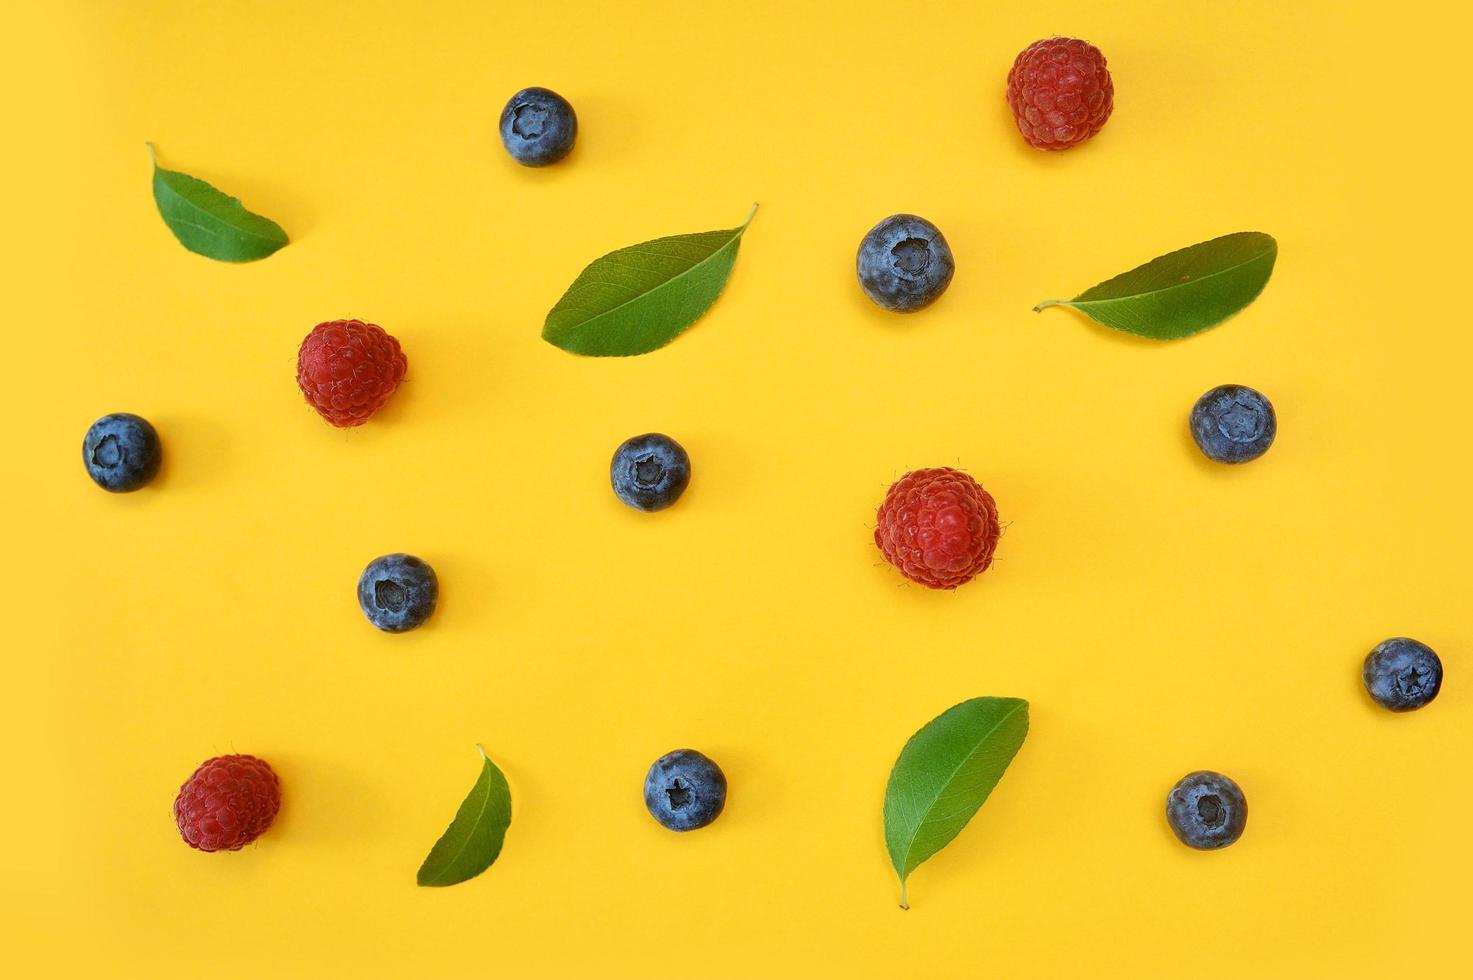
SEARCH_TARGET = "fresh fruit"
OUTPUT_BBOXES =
[856,214,954,313]
[173,754,281,852]
[499,87,578,167]
[1190,384,1276,463]
[1166,771,1247,850]
[1363,637,1443,711]
[358,553,439,633]
[874,468,1000,589]
[644,749,726,832]
[1006,36,1114,151]
[610,433,691,511]
[296,319,407,427]
[82,413,162,492]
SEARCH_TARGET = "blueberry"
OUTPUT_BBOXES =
[498,87,577,167]
[82,413,161,492]
[856,214,955,313]
[610,433,690,512]
[357,554,438,633]
[644,749,726,832]
[1166,771,1247,850]
[1363,637,1442,711]
[1190,384,1276,464]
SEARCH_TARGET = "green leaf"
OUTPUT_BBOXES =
[148,144,289,262]
[416,745,513,887]
[883,697,1029,909]
[1034,232,1277,340]
[542,205,757,356]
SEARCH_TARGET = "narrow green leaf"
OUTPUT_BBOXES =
[148,144,289,262]
[542,205,757,356]
[883,697,1029,909]
[1034,232,1277,340]
[417,745,513,887]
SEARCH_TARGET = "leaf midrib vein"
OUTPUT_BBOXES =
[551,229,742,334]
[157,170,283,247]
[898,701,1024,877]
[423,767,495,883]
[1070,243,1274,308]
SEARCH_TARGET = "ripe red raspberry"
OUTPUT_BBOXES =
[173,754,281,852]
[874,467,1000,589]
[1006,36,1113,151]
[296,318,407,427]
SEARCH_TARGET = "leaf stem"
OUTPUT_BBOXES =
[899,879,909,910]
[1032,300,1064,313]
[475,743,489,761]
[145,142,158,167]
[741,202,760,228]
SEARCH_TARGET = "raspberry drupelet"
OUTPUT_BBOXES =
[296,318,407,427]
[173,754,282,852]
[875,467,1001,589]
[1006,36,1114,151]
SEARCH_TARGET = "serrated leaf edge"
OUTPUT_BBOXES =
[416,744,510,888]
[541,204,758,355]
[888,697,1029,910]
[147,143,289,259]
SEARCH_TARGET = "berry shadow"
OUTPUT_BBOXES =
[1353,636,1445,720]
[365,372,418,428]
[491,89,628,176]
[146,414,232,493]
[373,316,506,430]
[844,213,994,332]
[495,138,583,180]
[268,752,383,847]
[419,549,500,637]
[601,428,741,519]
[698,744,758,833]
[638,743,756,839]
[1156,768,1263,853]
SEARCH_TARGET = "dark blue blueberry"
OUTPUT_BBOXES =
[856,214,955,313]
[610,433,690,512]
[82,413,161,492]
[1190,384,1276,464]
[1363,637,1442,712]
[357,554,438,633]
[498,87,577,167]
[1166,771,1247,850]
[644,749,726,832]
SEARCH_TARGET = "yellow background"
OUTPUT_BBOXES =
[3,2,1468,977]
